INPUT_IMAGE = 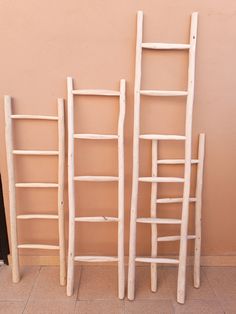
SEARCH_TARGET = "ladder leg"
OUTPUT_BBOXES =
[128,10,143,301]
[4,96,20,283]
[194,133,205,288]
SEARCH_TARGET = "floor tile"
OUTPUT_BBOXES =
[0,301,25,314]
[172,299,224,313]
[125,300,174,314]
[75,300,124,314]
[0,266,40,301]
[219,300,236,313]
[78,266,119,300]
[29,266,81,301]
[24,300,76,314]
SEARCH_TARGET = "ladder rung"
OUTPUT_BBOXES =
[157,159,199,165]
[17,214,58,220]
[74,134,118,140]
[75,216,119,222]
[140,90,188,97]
[11,115,58,121]
[157,235,196,242]
[74,256,118,262]
[142,42,191,50]
[15,183,59,188]
[135,257,179,264]
[17,244,59,250]
[74,176,118,182]
[13,150,59,156]
[139,177,184,183]
[72,89,120,96]
[156,197,197,204]
[136,218,182,224]
[140,134,186,141]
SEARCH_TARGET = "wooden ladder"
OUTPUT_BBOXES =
[128,11,199,303]
[66,77,126,299]
[4,97,66,286]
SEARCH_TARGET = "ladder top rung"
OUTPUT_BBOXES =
[17,244,59,250]
[139,177,184,183]
[74,176,118,182]
[11,114,58,121]
[140,134,186,141]
[156,197,196,204]
[13,150,59,156]
[72,89,120,96]
[74,134,118,140]
[15,183,59,188]
[135,257,179,264]
[75,216,119,222]
[157,159,199,165]
[142,43,191,50]
[17,214,58,220]
[136,217,182,224]
[74,256,118,262]
[140,90,188,96]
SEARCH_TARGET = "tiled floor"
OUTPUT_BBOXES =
[0,265,235,313]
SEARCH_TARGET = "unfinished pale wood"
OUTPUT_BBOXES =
[156,197,196,204]
[74,134,118,140]
[13,150,59,155]
[75,216,119,222]
[11,114,58,120]
[142,43,190,50]
[74,176,118,182]
[15,183,58,188]
[17,214,58,219]
[177,12,198,304]
[194,133,205,288]
[4,96,20,283]
[157,159,198,165]
[57,98,66,286]
[140,134,186,141]
[139,177,184,183]
[74,256,118,262]
[72,89,120,96]
[140,90,188,96]
[136,257,179,264]
[137,218,182,224]
[157,235,196,242]
[128,10,143,301]
[17,244,59,250]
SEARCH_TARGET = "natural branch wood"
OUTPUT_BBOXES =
[142,43,190,50]
[13,150,59,155]
[157,159,198,165]
[15,183,58,188]
[74,256,118,262]
[156,197,196,204]
[137,218,182,224]
[140,134,186,141]
[72,89,120,96]
[17,214,58,219]
[11,114,58,120]
[17,244,59,250]
[139,177,184,183]
[74,176,118,182]
[75,216,119,222]
[135,257,179,264]
[140,90,188,96]
[74,134,118,140]
[157,235,196,242]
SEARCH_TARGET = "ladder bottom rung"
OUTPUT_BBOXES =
[157,235,196,242]
[135,257,179,264]
[136,218,182,224]
[74,256,118,262]
[18,244,59,250]
[75,216,119,222]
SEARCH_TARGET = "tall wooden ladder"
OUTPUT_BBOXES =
[66,77,126,299]
[128,11,199,303]
[4,97,66,286]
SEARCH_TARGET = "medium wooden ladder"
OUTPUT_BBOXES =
[128,11,199,303]
[66,77,126,299]
[4,97,66,286]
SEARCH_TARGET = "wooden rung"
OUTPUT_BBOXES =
[72,89,120,96]
[15,183,59,188]
[136,218,182,224]
[74,176,118,182]
[157,235,196,242]
[75,216,119,222]
[157,159,199,165]
[11,115,58,120]
[74,134,118,140]
[74,256,118,262]
[140,134,186,141]
[139,177,184,183]
[140,90,188,96]
[17,244,59,250]
[13,150,59,156]
[17,214,58,220]
[142,42,190,50]
[135,257,179,264]
[156,197,197,204]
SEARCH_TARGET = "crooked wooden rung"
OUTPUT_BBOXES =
[72,89,120,96]
[136,217,182,224]
[17,244,59,250]
[75,216,119,222]
[135,257,179,264]
[140,90,188,96]
[74,176,118,182]
[139,177,184,183]
[74,256,118,262]
[157,235,196,242]
[11,115,58,120]
[156,197,196,204]
[140,134,186,141]
[74,134,118,140]
[142,43,191,50]
[157,159,199,165]
[17,214,58,220]
[15,183,59,188]
[13,150,59,156]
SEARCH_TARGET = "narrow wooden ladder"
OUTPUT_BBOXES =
[66,77,126,299]
[128,11,199,303]
[4,97,66,286]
